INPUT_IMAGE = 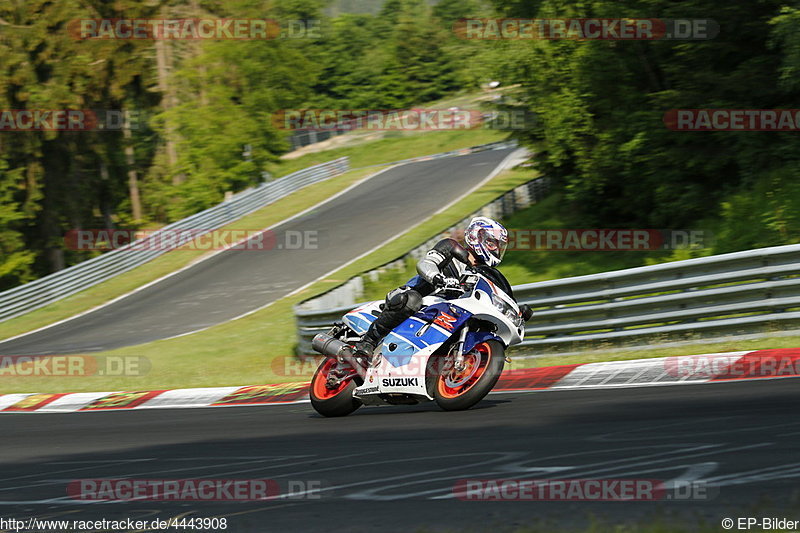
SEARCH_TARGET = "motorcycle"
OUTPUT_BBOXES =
[309,271,532,417]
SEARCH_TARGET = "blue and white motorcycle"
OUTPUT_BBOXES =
[310,271,531,417]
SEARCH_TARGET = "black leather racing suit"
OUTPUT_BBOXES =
[355,238,515,353]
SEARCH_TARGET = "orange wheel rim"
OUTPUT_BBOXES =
[437,342,492,399]
[312,359,354,400]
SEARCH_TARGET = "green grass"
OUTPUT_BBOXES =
[0,166,383,342]
[487,188,800,370]
[345,188,795,374]
[336,187,800,373]
[497,192,715,287]
[6,164,796,393]
[360,258,418,302]
[0,165,536,393]
[0,128,505,344]
[5,130,797,393]
[274,128,506,176]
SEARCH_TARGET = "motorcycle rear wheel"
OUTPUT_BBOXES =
[310,358,362,417]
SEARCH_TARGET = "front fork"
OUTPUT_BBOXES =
[452,328,469,373]
[450,328,512,368]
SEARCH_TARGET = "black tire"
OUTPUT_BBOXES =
[309,359,362,417]
[429,340,505,411]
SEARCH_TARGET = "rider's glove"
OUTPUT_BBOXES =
[444,277,461,289]
[433,273,460,289]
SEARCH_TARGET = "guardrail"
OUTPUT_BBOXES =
[295,243,800,355]
[361,140,518,168]
[0,140,519,324]
[296,143,533,311]
[0,158,349,323]
[513,244,800,349]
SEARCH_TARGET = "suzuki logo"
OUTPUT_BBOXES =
[433,312,457,331]
[381,378,418,387]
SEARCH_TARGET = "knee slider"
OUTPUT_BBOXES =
[385,289,423,314]
[385,290,407,312]
[405,290,423,313]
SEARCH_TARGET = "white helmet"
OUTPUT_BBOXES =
[464,217,508,266]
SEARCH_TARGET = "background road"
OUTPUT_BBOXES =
[1,379,797,532]
[0,148,515,356]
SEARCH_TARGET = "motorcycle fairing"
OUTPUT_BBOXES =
[342,301,381,335]
[474,277,496,297]
[463,330,503,354]
[354,355,432,399]
[381,302,472,367]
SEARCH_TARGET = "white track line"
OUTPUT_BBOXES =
[152,148,527,342]
[0,165,396,347]
[2,148,522,348]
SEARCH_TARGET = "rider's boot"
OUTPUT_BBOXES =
[352,324,381,361]
[353,288,423,363]
[352,308,407,361]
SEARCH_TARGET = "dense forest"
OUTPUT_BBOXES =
[493,0,800,257]
[1,0,799,290]
[0,0,487,290]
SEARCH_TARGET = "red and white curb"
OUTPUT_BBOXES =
[1,348,798,413]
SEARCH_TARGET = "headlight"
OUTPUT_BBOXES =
[492,294,524,327]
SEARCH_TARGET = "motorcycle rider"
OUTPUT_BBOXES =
[353,216,526,357]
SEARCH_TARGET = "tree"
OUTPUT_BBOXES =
[487,0,800,241]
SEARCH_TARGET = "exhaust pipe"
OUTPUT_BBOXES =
[312,333,366,379]
[312,333,351,357]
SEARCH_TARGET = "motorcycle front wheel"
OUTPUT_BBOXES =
[428,340,505,411]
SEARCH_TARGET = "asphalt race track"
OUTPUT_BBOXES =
[1,379,798,532]
[0,148,515,356]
